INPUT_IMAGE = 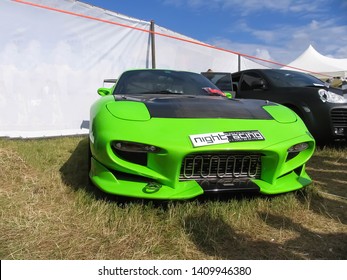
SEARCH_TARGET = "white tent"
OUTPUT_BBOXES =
[282,45,347,79]
[0,0,267,138]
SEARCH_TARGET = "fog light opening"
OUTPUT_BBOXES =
[334,127,345,136]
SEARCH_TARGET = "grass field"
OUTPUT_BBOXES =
[0,136,346,260]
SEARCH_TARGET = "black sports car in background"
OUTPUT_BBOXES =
[202,69,347,144]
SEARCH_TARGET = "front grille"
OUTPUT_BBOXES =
[180,153,262,181]
[331,108,347,128]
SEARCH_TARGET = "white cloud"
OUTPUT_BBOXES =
[221,9,346,63]
[206,37,282,67]
[170,0,326,15]
[309,20,319,30]
[255,48,273,61]
[206,15,347,66]
[161,0,347,64]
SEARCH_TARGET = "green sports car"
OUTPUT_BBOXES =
[89,69,315,200]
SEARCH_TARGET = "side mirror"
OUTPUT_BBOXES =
[97,87,112,96]
[223,91,236,99]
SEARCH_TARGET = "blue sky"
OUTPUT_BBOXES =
[81,0,347,66]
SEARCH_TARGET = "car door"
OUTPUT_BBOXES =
[236,71,274,100]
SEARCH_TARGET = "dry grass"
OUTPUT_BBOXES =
[0,136,346,260]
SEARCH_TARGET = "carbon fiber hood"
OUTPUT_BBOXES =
[114,95,274,119]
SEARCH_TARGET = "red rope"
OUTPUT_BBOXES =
[12,0,332,78]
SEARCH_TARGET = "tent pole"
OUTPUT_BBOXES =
[150,20,156,69]
[238,54,241,71]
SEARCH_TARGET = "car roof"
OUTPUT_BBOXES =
[235,69,311,75]
[123,68,198,75]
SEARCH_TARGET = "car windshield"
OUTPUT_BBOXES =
[265,70,325,87]
[113,69,221,96]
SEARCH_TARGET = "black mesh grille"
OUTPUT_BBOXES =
[331,108,347,128]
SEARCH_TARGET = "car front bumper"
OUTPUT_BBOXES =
[89,132,315,200]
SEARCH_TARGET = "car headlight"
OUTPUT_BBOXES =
[111,141,164,166]
[286,142,310,161]
[112,141,162,153]
[288,142,309,153]
[318,89,347,103]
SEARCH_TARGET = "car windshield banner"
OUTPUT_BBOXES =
[190,130,265,147]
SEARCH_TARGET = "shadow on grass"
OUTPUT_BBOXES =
[59,137,90,191]
[303,149,347,224]
[307,155,347,197]
[183,211,347,259]
[59,137,121,203]
[258,213,347,259]
[183,212,294,259]
[316,139,347,150]
[296,188,347,225]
